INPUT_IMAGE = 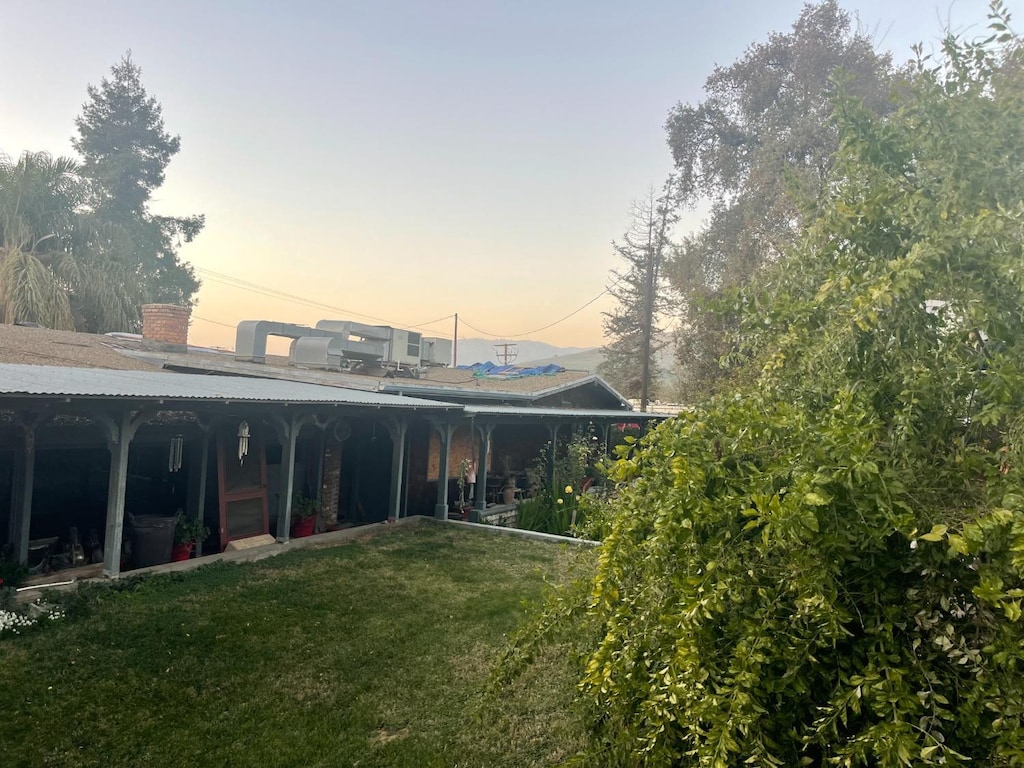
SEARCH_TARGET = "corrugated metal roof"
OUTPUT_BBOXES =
[0,363,455,409]
[462,404,671,420]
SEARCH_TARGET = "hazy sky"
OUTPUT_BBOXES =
[0,0,1006,352]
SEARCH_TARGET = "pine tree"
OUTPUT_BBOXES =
[598,183,676,409]
[73,53,202,320]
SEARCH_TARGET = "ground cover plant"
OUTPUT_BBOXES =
[0,524,588,767]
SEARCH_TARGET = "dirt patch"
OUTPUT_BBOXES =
[370,727,409,745]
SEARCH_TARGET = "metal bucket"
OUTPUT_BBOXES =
[128,514,178,568]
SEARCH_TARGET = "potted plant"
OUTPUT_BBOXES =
[290,494,319,538]
[172,514,210,562]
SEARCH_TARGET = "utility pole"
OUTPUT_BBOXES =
[493,343,518,366]
[452,313,458,368]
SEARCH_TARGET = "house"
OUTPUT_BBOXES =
[0,306,667,577]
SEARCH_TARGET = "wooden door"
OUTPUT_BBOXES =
[216,427,268,550]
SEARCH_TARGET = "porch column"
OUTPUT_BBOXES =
[320,419,349,527]
[547,423,561,490]
[431,420,456,520]
[271,412,310,542]
[9,424,39,565]
[473,422,494,523]
[401,426,413,519]
[386,419,408,521]
[313,430,327,509]
[605,423,615,458]
[101,410,145,578]
[186,429,210,557]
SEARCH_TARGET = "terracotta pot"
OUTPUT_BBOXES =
[291,515,316,538]
[170,543,194,562]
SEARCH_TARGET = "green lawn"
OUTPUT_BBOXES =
[0,523,588,767]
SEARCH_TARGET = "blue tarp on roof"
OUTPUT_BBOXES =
[456,361,566,378]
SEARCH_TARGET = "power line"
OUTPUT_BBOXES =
[195,264,610,343]
[460,286,610,339]
[196,268,455,337]
[192,315,236,329]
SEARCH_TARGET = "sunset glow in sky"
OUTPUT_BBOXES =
[1,0,1005,351]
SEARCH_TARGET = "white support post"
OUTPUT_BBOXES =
[432,421,456,520]
[10,430,37,564]
[547,423,561,490]
[386,419,408,521]
[473,423,494,523]
[276,413,300,542]
[102,410,143,578]
[188,430,210,557]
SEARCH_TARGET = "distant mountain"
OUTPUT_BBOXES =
[454,338,594,368]
[518,347,605,373]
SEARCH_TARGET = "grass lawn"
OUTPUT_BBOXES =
[0,523,589,767]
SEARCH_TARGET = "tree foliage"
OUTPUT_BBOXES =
[665,1,894,399]
[599,184,677,406]
[73,53,202,312]
[504,6,1024,765]
[0,152,140,331]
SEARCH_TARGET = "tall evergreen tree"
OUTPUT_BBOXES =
[598,184,676,409]
[73,53,202,319]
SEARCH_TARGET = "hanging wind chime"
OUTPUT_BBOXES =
[167,435,184,473]
[237,420,250,464]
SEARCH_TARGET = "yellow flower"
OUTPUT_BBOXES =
[564,485,573,494]
[556,498,564,505]
[576,495,582,502]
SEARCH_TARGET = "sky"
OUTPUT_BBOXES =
[0,0,1009,353]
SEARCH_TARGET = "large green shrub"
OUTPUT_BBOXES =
[502,7,1024,765]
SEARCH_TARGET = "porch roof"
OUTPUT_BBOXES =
[0,363,456,410]
[461,404,672,421]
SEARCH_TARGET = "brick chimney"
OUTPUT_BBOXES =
[141,304,191,349]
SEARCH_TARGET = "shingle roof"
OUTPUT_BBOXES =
[0,363,455,409]
[0,324,158,371]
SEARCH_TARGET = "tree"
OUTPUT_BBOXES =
[502,6,1024,765]
[0,151,139,330]
[598,183,677,409]
[73,53,202,315]
[664,1,894,399]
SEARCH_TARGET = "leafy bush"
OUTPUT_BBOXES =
[518,430,602,536]
[173,515,210,546]
[502,7,1024,765]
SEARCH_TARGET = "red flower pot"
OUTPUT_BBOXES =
[170,543,194,562]
[291,515,316,538]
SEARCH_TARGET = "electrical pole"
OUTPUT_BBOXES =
[494,343,518,366]
[452,313,458,368]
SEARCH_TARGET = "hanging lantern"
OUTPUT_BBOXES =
[237,421,250,463]
[167,435,184,472]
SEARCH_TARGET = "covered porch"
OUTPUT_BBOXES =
[0,363,455,577]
